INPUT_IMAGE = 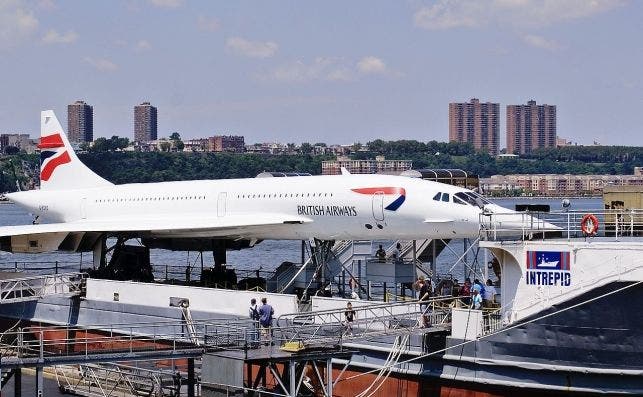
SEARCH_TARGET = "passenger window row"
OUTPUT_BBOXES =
[237,193,334,199]
[95,196,206,203]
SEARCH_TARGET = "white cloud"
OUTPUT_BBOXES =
[523,34,561,50]
[136,39,151,50]
[0,1,39,49]
[327,68,354,82]
[413,0,625,30]
[148,0,183,8]
[197,15,220,32]
[414,1,480,29]
[42,29,78,44]
[265,58,340,83]
[226,37,278,58]
[357,56,388,75]
[262,56,395,83]
[83,57,118,72]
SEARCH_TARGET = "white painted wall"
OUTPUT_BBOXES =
[451,308,483,340]
[482,239,643,324]
[85,279,299,317]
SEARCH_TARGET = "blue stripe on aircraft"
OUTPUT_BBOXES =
[385,195,405,211]
[40,150,56,162]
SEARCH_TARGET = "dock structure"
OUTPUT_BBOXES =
[0,294,455,396]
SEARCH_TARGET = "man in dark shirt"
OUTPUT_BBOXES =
[417,276,431,327]
[375,245,386,262]
[344,302,356,336]
[258,297,274,345]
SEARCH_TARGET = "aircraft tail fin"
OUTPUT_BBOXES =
[38,110,113,191]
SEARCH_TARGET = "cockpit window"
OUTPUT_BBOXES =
[455,191,490,208]
[433,192,441,201]
[465,192,491,208]
[455,192,477,206]
[441,193,450,202]
[466,192,490,205]
[453,196,467,205]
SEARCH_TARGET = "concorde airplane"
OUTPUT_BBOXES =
[0,111,532,254]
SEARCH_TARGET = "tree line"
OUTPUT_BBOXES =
[0,140,640,192]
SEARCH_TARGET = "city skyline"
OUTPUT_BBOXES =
[0,1,641,146]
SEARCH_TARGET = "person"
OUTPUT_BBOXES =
[248,298,260,346]
[489,257,501,282]
[249,298,260,320]
[471,288,482,310]
[483,279,497,307]
[173,371,182,396]
[473,278,485,299]
[349,277,358,292]
[392,243,402,264]
[258,297,274,345]
[344,302,356,336]
[451,279,461,297]
[460,278,471,306]
[375,245,386,262]
[417,276,431,327]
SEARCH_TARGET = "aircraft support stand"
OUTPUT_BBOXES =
[14,367,21,397]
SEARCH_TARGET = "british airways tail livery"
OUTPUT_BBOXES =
[1,111,532,254]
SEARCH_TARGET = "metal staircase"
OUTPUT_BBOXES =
[270,238,453,295]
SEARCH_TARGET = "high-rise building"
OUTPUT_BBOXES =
[448,98,500,155]
[134,102,158,142]
[67,100,94,143]
[506,100,556,155]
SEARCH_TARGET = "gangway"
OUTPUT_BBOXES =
[55,363,181,397]
[0,272,86,305]
[276,296,455,348]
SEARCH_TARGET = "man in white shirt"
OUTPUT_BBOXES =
[483,279,497,307]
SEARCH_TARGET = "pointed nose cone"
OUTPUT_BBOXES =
[481,203,561,237]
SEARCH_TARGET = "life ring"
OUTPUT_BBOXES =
[581,214,599,235]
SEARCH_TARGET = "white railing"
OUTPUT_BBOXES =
[276,297,456,346]
[480,209,643,241]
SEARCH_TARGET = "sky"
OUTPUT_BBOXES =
[0,0,641,147]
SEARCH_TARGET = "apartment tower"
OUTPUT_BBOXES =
[449,98,499,155]
[67,100,94,143]
[506,100,556,155]
[134,102,158,142]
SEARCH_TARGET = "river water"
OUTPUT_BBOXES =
[0,197,602,279]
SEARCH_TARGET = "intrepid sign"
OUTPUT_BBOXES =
[525,251,572,286]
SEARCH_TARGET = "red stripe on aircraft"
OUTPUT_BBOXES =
[351,187,406,195]
[37,133,65,149]
[40,151,71,181]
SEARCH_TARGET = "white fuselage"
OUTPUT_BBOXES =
[9,173,484,241]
